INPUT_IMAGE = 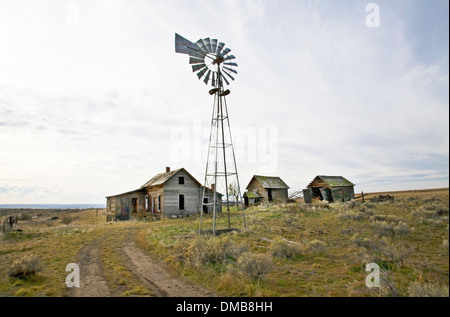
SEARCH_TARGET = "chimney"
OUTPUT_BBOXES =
[166,166,170,173]
[211,183,215,192]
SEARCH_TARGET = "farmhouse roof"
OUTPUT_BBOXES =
[247,175,290,190]
[307,175,355,188]
[141,168,201,188]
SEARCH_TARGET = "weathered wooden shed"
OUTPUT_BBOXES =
[106,188,146,220]
[106,167,222,220]
[303,175,355,203]
[244,175,290,206]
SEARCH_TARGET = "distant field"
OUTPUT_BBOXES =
[354,188,449,199]
[0,188,448,297]
[0,204,106,210]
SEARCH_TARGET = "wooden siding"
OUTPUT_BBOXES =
[106,190,146,220]
[331,186,355,202]
[271,188,289,200]
[201,187,222,213]
[145,185,164,216]
[164,170,199,216]
[246,178,268,201]
[246,177,288,203]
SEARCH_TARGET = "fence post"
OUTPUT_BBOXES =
[361,191,365,203]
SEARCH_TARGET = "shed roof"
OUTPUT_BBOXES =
[141,168,201,188]
[247,175,290,189]
[307,175,355,188]
[105,188,145,198]
[243,191,263,198]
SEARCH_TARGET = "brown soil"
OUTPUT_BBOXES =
[123,243,214,297]
[68,234,213,297]
[67,238,110,297]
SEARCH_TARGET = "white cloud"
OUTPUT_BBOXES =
[0,0,448,204]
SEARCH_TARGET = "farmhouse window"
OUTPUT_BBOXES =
[179,176,185,184]
[158,195,161,211]
[179,194,185,210]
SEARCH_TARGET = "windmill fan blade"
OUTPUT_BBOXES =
[189,57,204,64]
[203,70,211,85]
[224,55,236,61]
[222,69,235,81]
[211,39,218,53]
[221,48,231,56]
[223,62,238,67]
[189,50,206,59]
[223,66,237,74]
[176,33,238,87]
[221,73,230,85]
[192,63,206,72]
[197,67,208,80]
[195,39,208,54]
[216,42,225,55]
[203,38,212,53]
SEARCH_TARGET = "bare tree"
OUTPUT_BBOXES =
[228,182,239,203]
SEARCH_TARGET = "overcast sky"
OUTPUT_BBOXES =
[0,0,448,204]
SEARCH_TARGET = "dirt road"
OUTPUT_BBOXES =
[67,238,110,297]
[68,231,213,297]
[123,243,213,297]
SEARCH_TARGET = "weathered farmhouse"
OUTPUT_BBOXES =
[243,175,290,206]
[106,167,221,220]
[303,175,355,203]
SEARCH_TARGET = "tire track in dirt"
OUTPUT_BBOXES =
[67,238,110,297]
[68,228,214,297]
[123,243,215,297]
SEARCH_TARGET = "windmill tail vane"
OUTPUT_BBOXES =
[174,33,246,235]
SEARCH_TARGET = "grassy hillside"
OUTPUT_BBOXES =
[0,188,448,297]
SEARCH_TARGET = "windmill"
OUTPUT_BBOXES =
[175,33,246,235]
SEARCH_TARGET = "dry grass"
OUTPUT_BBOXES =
[1,188,448,297]
[139,188,448,297]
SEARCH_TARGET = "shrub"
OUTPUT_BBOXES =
[408,282,449,297]
[305,240,327,254]
[352,235,414,266]
[358,205,374,215]
[369,214,401,224]
[344,200,359,210]
[412,205,449,219]
[378,268,399,297]
[182,236,248,268]
[375,238,414,265]
[337,210,364,221]
[372,220,411,238]
[351,234,376,249]
[234,252,273,279]
[185,236,232,267]
[60,214,76,225]
[9,255,41,278]
[282,216,303,229]
[18,212,31,221]
[419,218,443,227]
[270,239,302,259]
[246,215,265,227]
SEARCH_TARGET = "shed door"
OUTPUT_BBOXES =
[268,189,273,202]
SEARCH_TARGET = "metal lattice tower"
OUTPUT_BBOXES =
[174,33,246,234]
